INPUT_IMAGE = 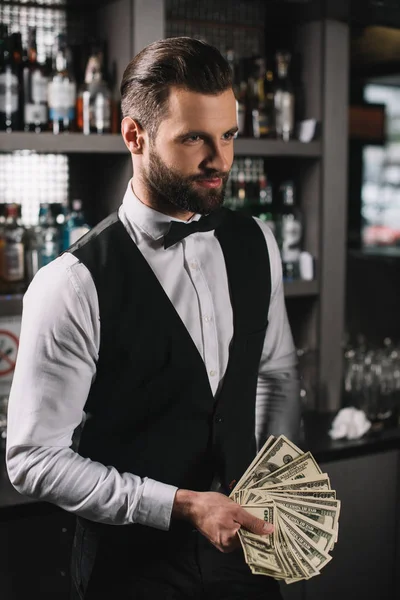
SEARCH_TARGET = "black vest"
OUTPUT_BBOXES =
[71,208,271,494]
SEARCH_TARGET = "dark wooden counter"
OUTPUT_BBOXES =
[1,414,400,600]
[301,411,400,462]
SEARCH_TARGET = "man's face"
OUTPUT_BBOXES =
[141,87,237,215]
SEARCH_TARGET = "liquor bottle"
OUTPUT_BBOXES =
[10,32,24,127]
[234,161,247,211]
[274,51,295,142]
[246,61,258,138]
[48,34,77,134]
[0,203,6,279]
[252,57,275,139]
[62,199,90,250]
[225,160,239,210]
[37,203,61,266]
[23,27,49,132]
[277,181,302,280]
[237,78,248,137]
[257,174,275,234]
[24,225,41,284]
[226,49,246,137]
[76,42,112,134]
[0,27,21,132]
[2,204,25,288]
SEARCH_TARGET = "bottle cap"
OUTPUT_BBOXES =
[72,199,82,211]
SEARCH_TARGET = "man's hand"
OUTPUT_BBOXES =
[172,490,274,553]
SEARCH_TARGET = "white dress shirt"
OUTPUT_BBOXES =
[6,180,298,531]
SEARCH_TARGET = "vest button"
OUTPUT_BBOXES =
[215,415,224,423]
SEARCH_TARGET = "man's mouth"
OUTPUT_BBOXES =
[194,177,222,189]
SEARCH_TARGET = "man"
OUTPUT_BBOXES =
[6,37,300,599]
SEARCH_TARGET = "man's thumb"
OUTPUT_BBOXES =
[239,512,274,536]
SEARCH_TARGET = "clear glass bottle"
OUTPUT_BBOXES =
[48,34,76,134]
[37,203,61,266]
[62,199,90,249]
[0,203,6,280]
[252,57,275,139]
[2,203,25,287]
[10,32,24,128]
[257,174,275,235]
[274,51,295,142]
[0,26,21,132]
[76,42,112,135]
[23,27,49,132]
[24,225,41,284]
[276,181,302,281]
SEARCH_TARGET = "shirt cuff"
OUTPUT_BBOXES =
[133,479,178,531]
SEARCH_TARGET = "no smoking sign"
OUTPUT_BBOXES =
[0,329,19,377]
[0,316,21,385]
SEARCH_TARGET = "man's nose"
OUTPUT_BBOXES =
[204,142,230,174]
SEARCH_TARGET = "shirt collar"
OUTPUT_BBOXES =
[122,179,201,242]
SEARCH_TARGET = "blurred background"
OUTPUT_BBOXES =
[0,1,399,599]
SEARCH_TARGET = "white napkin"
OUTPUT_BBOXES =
[328,407,371,440]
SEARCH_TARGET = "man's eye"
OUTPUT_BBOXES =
[185,135,201,143]
[223,132,236,140]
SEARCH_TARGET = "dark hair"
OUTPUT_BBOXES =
[120,37,232,136]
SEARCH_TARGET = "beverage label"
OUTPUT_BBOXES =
[31,71,49,104]
[49,106,75,121]
[40,240,59,266]
[252,108,272,138]
[24,103,47,125]
[275,91,294,139]
[3,243,24,282]
[281,217,302,263]
[48,79,76,120]
[92,93,111,132]
[0,72,19,115]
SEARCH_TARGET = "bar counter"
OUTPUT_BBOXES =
[1,414,400,600]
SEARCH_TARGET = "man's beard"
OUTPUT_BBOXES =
[141,147,229,215]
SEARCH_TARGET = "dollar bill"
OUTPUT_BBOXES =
[272,497,340,533]
[275,515,309,581]
[234,435,303,491]
[243,502,276,531]
[266,489,336,500]
[277,505,335,552]
[258,474,331,492]
[231,435,276,495]
[279,517,320,582]
[242,542,282,573]
[231,434,340,584]
[253,452,322,488]
[278,512,332,571]
[239,529,274,553]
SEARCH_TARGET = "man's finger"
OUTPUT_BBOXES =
[238,510,274,536]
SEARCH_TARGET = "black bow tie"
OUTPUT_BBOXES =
[164,209,225,249]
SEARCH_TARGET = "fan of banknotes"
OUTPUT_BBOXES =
[230,435,340,585]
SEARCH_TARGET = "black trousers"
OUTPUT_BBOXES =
[70,519,283,600]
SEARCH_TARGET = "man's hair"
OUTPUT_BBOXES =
[120,37,233,137]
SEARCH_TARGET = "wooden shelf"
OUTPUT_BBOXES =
[1,0,118,9]
[0,133,322,157]
[284,280,319,298]
[0,132,126,154]
[234,139,322,157]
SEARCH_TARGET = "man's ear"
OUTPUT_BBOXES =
[121,117,146,155]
